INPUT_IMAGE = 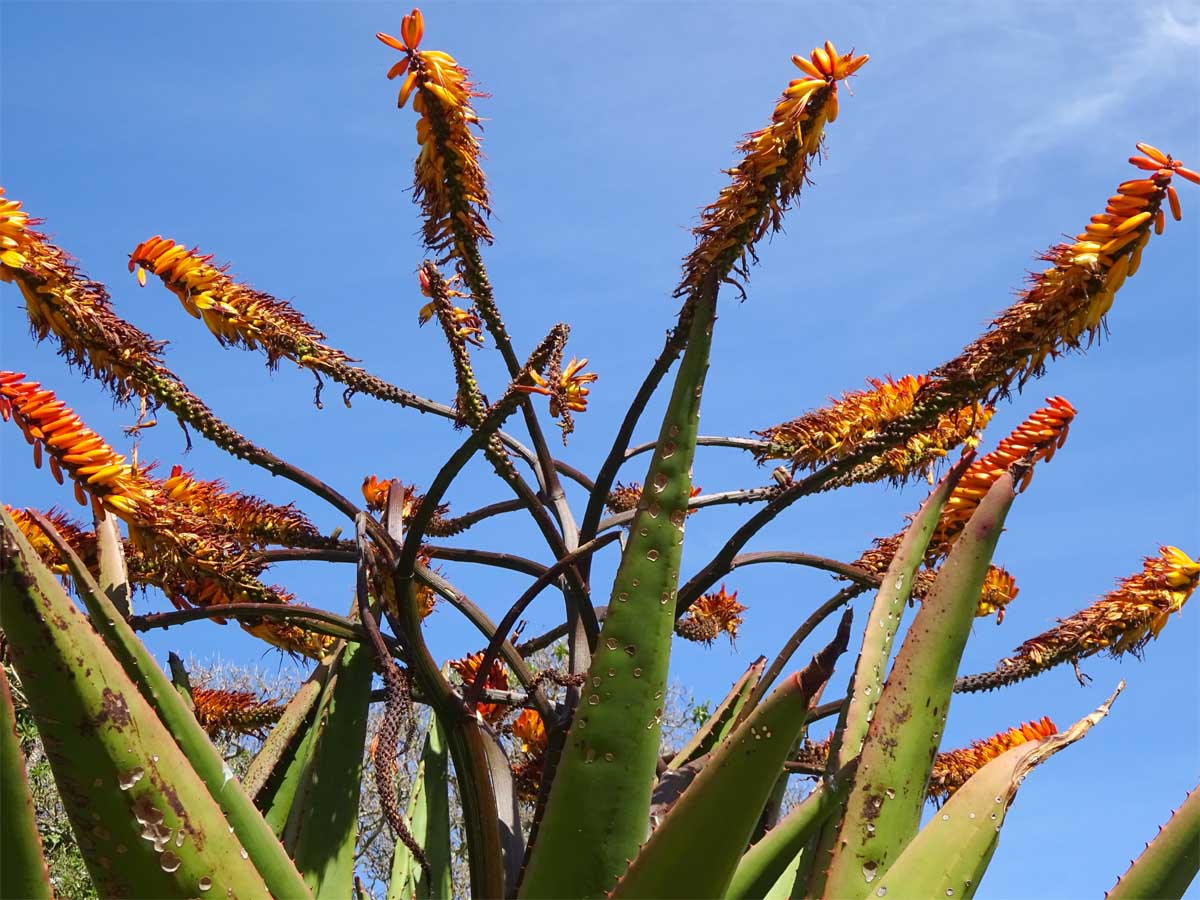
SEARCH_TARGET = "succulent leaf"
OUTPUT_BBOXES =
[0,666,53,900]
[1,510,276,898]
[520,289,719,898]
[1107,782,1200,900]
[388,716,453,900]
[820,471,1020,898]
[668,656,765,769]
[877,685,1121,900]
[611,612,850,899]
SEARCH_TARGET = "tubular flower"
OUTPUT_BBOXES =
[129,236,352,370]
[160,465,317,548]
[510,708,548,800]
[926,146,1198,403]
[853,534,1019,621]
[377,10,493,255]
[360,475,453,543]
[417,266,484,346]
[676,42,868,302]
[675,585,747,646]
[1000,546,1200,677]
[515,356,598,441]
[0,372,157,520]
[927,717,1057,804]
[755,374,993,486]
[190,687,285,738]
[4,505,97,576]
[449,651,510,723]
[929,397,1076,557]
[0,189,167,403]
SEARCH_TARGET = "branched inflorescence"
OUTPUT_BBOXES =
[928,396,1075,557]
[926,717,1057,803]
[797,715,1057,802]
[755,374,993,486]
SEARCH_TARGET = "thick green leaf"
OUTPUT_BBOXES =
[521,290,719,898]
[287,640,374,898]
[1,512,272,898]
[878,685,1121,900]
[388,716,452,900]
[668,656,765,770]
[611,612,850,899]
[802,456,971,896]
[725,763,853,900]
[23,508,312,899]
[1108,780,1200,900]
[1,666,53,900]
[821,473,1019,899]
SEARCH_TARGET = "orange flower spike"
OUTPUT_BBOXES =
[0,372,154,520]
[928,717,1057,802]
[930,397,1076,556]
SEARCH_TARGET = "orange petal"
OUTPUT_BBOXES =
[376,31,406,51]
[1135,142,1169,165]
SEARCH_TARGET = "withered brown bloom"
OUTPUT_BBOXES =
[676,585,747,645]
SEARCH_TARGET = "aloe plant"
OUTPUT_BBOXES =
[1,9,1198,900]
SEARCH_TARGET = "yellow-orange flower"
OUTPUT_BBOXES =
[607,483,701,516]
[4,505,96,576]
[0,190,167,403]
[516,356,598,440]
[755,374,992,486]
[130,236,351,371]
[853,534,1019,621]
[377,9,492,253]
[676,585,747,645]
[677,42,867,301]
[511,708,547,756]
[1005,546,1199,671]
[160,465,317,548]
[0,372,156,520]
[929,397,1076,556]
[449,651,510,723]
[929,147,1196,402]
[928,717,1057,803]
[190,687,285,738]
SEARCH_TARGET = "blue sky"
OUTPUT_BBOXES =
[2,2,1197,896]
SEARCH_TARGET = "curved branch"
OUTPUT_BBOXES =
[728,552,879,585]
[424,546,548,579]
[128,602,404,656]
[462,532,622,712]
[623,434,768,460]
[596,486,777,533]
